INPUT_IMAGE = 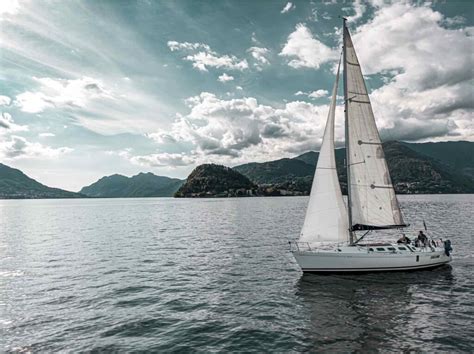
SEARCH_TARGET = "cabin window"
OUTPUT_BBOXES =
[376,247,385,251]
[369,248,374,251]
[387,247,395,251]
[398,247,407,250]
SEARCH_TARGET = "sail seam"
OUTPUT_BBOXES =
[348,91,368,95]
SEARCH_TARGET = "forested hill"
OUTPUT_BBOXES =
[234,141,474,195]
[175,164,257,197]
[0,163,82,199]
[80,172,183,198]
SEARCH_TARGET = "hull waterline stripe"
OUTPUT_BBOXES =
[301,261,450,272]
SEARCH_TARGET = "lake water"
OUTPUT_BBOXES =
[1,195,473,352]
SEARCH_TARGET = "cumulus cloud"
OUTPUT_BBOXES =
[351,2,474,141]
[167,40,248,72]
[281,2,295,14]
[295,89,329,99]
[0,135,72,159]
[147,92,338,164]
[218,73,234,83]
[308,90,329,99]
[15,76,112,114]
[247,47,270,69]
[280,23,338,69]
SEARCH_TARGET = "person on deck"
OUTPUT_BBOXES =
[397,234,411,244]
[417,231,428,247]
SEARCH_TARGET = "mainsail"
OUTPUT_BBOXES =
[299,58,349,244]
[343,21,405,231]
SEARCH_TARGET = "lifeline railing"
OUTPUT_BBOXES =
[288,241,346,253]
[288,241,311,252]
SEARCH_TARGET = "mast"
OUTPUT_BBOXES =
[343,17,354,245]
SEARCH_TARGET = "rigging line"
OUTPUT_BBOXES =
[354,230,371,244]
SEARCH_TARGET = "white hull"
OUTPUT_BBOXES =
[292,244,451,273]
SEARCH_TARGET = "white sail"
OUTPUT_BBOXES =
[343,25,405,230]
[300,59,349,245]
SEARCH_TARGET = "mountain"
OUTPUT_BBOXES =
[0,163,82,199]
[402,141,474,178]
[80,172,183,197]
[383,141,474,194]
[175,164,257,197]
[235,141,474,194]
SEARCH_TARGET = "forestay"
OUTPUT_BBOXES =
[343,25,405,230]
[299,58,350,245]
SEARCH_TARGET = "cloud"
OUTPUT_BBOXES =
[0,135,72,159]
[280,23,338,69]
[0,112,28,132]
[344,0,366,24]
[0,0,20,18]
[39,132,55,137]
[185,53,248,72]
[129,152,195,167]
[350,2,474,141]
[247,47,270,69]
[308,90,329,99]
[15,76,112,114]
[167,41,210,52]
[168,40,248,72]
[218,73,234,83]
[251,32,259,44]
[147,92,338,164]
[353,4,472,90]
[0,95,11,106]
[295,89,329,99]
[281,2,295,14]
[12,75,169,135]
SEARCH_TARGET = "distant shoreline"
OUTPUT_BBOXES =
[1,192,473,201]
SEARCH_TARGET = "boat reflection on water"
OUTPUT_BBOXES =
[295,265,454,352]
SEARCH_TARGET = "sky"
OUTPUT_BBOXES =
[0,0,473,191]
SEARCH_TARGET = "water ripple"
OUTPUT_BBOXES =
[0,195,473,352]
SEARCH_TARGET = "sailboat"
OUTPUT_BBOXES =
[291,19,452,273]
